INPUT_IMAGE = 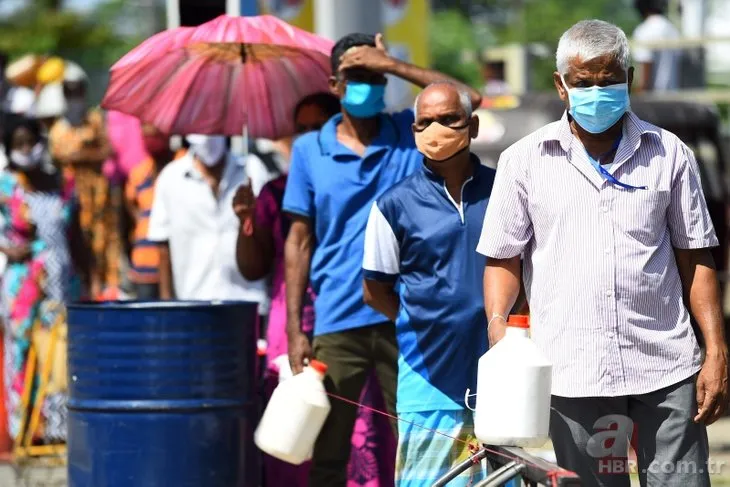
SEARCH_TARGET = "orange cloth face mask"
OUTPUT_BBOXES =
[415,122,470,162]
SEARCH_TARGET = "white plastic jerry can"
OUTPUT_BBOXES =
[271,354,293,383]
[254,360,331,464]
[471,315,552,447]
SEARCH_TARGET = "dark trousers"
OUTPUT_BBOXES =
[134,283,160,300]
[309,322,398,487]
[550,376,710,487]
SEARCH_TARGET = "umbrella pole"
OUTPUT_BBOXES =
[242,123,249,157]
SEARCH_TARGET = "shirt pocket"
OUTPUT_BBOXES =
[613,189,670,246]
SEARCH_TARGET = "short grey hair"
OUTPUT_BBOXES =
[556,20,630,75]
[413,81,472,120]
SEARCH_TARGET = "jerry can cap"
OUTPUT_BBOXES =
[507,315,530,329]
[309,360,328,374]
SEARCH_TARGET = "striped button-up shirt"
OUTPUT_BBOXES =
[477,111,718,397]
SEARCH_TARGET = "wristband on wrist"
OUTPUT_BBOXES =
[488,313,507,330]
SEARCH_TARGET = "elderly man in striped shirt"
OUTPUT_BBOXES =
[478,20,727,487]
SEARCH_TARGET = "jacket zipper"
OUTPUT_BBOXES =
[442,177,473,224]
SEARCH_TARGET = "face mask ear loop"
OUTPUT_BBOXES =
[560,74,570,93]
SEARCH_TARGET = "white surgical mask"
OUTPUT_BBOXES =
[10,143,44,170]
[187,134,226,167]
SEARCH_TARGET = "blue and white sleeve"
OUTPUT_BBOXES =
[362,201,400,282]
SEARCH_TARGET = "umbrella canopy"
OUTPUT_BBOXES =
[102,14,334,139]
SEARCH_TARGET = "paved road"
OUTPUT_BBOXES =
[0,464,66,487]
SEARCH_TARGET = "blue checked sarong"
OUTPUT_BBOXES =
[395,409,486,487]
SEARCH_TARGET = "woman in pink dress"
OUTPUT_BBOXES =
[234,93,396,487]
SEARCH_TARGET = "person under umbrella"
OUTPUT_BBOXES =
[147,134,268,310]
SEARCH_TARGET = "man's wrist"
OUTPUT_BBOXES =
[704,344,729,360]
[235,210,254,221]
[286,321,303,338]
[487,313,507,330]
[377,55,400,75]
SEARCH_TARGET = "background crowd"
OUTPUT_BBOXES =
[0,49,404,485]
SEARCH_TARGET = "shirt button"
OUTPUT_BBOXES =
[606,290,613,297]
[601,206,609,213]
[607,331,614,339]
[604,247,611,254]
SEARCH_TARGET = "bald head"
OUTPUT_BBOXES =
[413,82,476,139]
[414,82,472,122]
[412,82,479,163]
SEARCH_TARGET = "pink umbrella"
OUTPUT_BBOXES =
[102,15,334,139]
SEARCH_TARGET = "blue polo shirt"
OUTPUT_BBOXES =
[362,156,495,412]
[282,110,422,336]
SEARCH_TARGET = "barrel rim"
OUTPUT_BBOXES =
[67,300,260,311]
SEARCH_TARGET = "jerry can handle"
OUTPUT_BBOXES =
[464,388,477,411]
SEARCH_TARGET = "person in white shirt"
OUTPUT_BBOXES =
[632,0,681,91]
[147,134,268,309]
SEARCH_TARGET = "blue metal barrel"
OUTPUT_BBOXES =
[67,301,258,487]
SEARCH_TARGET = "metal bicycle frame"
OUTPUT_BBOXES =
[431,445,581,487]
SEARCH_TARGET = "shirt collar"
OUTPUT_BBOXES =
[421,152,482,183]
[540,111,661,154]
[183,152,245,189]
[184,152,243,175]
[318,113,400,159]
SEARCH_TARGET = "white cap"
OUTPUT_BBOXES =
[63,61,87,83]
[34,82,67,118]
[7,86,36,114]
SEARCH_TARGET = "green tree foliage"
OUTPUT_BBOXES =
[431,0,641,91]
[429,10,483,89]
[0,0,142,70]
[497,0,640,90]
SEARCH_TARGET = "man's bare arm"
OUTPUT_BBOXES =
[285,216,314,374]
[363,279,399,322]
[158,242,174,300]
[675,248,728,424]
[484,256,522,345]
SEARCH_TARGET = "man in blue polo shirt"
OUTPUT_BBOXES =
[283,33,481,485]
[362,82,495,486]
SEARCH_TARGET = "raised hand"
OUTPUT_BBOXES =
[232,181,256,221]
[338,33,392,74]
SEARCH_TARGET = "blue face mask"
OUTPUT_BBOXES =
[341,81,386,118]
[561,76,630,134]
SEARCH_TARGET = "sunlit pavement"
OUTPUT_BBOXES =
[2,419,730,486]
[0,463,66,487]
